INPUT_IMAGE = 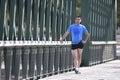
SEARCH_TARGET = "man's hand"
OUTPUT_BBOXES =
[82,40,87,44]
[59,37,63,43]
[82,32,89,44]
[59,32,69,43]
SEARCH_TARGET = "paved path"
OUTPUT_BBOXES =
[41,60,120,80]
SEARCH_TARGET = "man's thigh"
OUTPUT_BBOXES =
[71,49,78,57]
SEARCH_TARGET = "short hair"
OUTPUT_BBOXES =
[76,16,81,18]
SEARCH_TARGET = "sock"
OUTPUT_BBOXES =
[75,68,79,71]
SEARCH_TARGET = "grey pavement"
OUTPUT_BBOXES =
[41,60,120,80]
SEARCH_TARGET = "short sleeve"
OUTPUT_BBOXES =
[83,26,88,33]
[66,26,71,33]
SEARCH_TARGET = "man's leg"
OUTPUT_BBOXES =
[71,49,78,68]
[77,49,83,67]
[71,49,81,74]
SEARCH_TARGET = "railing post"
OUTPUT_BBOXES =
[14,42,22,80]
[54,44,60,74]
[0,0,8,40]
[42,42,49,77]
[0,43,3,79]
[48,44,55,75]
[22,41,30,79]
[45,0,52,41]
[40,0,46,40]
[59,44,66,73]
[29,42,37,78]
[4,41,13,80]
[18,0,25,40]
[51,0,57,41]
[36,42,43,79]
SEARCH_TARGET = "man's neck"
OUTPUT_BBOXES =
[75,23,80,25]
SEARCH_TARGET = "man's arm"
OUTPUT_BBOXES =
[82,32,90,44]
[59,32,69,42]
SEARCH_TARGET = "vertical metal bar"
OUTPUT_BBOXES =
[54,45,60,74]
[4,47,13,80]
[71,0,76,23]
[0,0,7,40]
[14,47,21,80]
[114,0,117,41]
[0,0,1,11]
[51,0,57,41]
[61,45,66,72]
[5,1,16,80]
[18,0,25,40]
[67,45,71,70]
[45,0,52,41]
[93,46,95,65]
[22,47,30,79]
[29,46,37,78]
[36,46,43,78]
[57,0,62,40]
[111,0,115,41]
[0,47,2,79]
[68,45,73,70]
[69,0,72,25]
[96,0,99,41]
[48,45,55,75]
[59,46,65,73]
[11,48,15,76]
[62,0,67,37]
[100,45,104,63]
[9,0,16,40]
[81,0,90,66]
[33,0,40,40]
[89,46,92,65]
[98,0,100,41]
[114,0,117,59]
[95,45,97,64]
[66,0,72,41]
[17,2,25,79]
[89,0,92,41]
[43,46,49,77]
[40,0,46,40]
[65,45,69,71]
[25,0,33,40]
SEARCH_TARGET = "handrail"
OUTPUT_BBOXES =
[0,41,72,47]
[1,41,119,47]
[91,41,117,45]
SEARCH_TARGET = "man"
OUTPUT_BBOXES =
[59,16,89,74]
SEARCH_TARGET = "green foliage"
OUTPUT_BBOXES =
[76,0,81,16]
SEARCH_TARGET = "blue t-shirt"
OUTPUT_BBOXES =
[67,24,88,44]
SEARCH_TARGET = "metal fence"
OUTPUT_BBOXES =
[81,0,117,66]
[0,0,76,41]
[0,0,75,79]
[0,0,117,80]
[0,41,73,80]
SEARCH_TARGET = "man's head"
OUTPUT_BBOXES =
[75,16,81,25]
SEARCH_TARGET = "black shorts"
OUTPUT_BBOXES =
[72,41,84,50]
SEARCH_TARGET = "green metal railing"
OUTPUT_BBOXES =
[81,0,117,66]
[0,0,76,79]
[0,0,117,79]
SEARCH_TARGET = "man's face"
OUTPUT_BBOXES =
[75,17,81,24]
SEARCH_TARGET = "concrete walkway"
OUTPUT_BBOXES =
[41,60,120,80]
